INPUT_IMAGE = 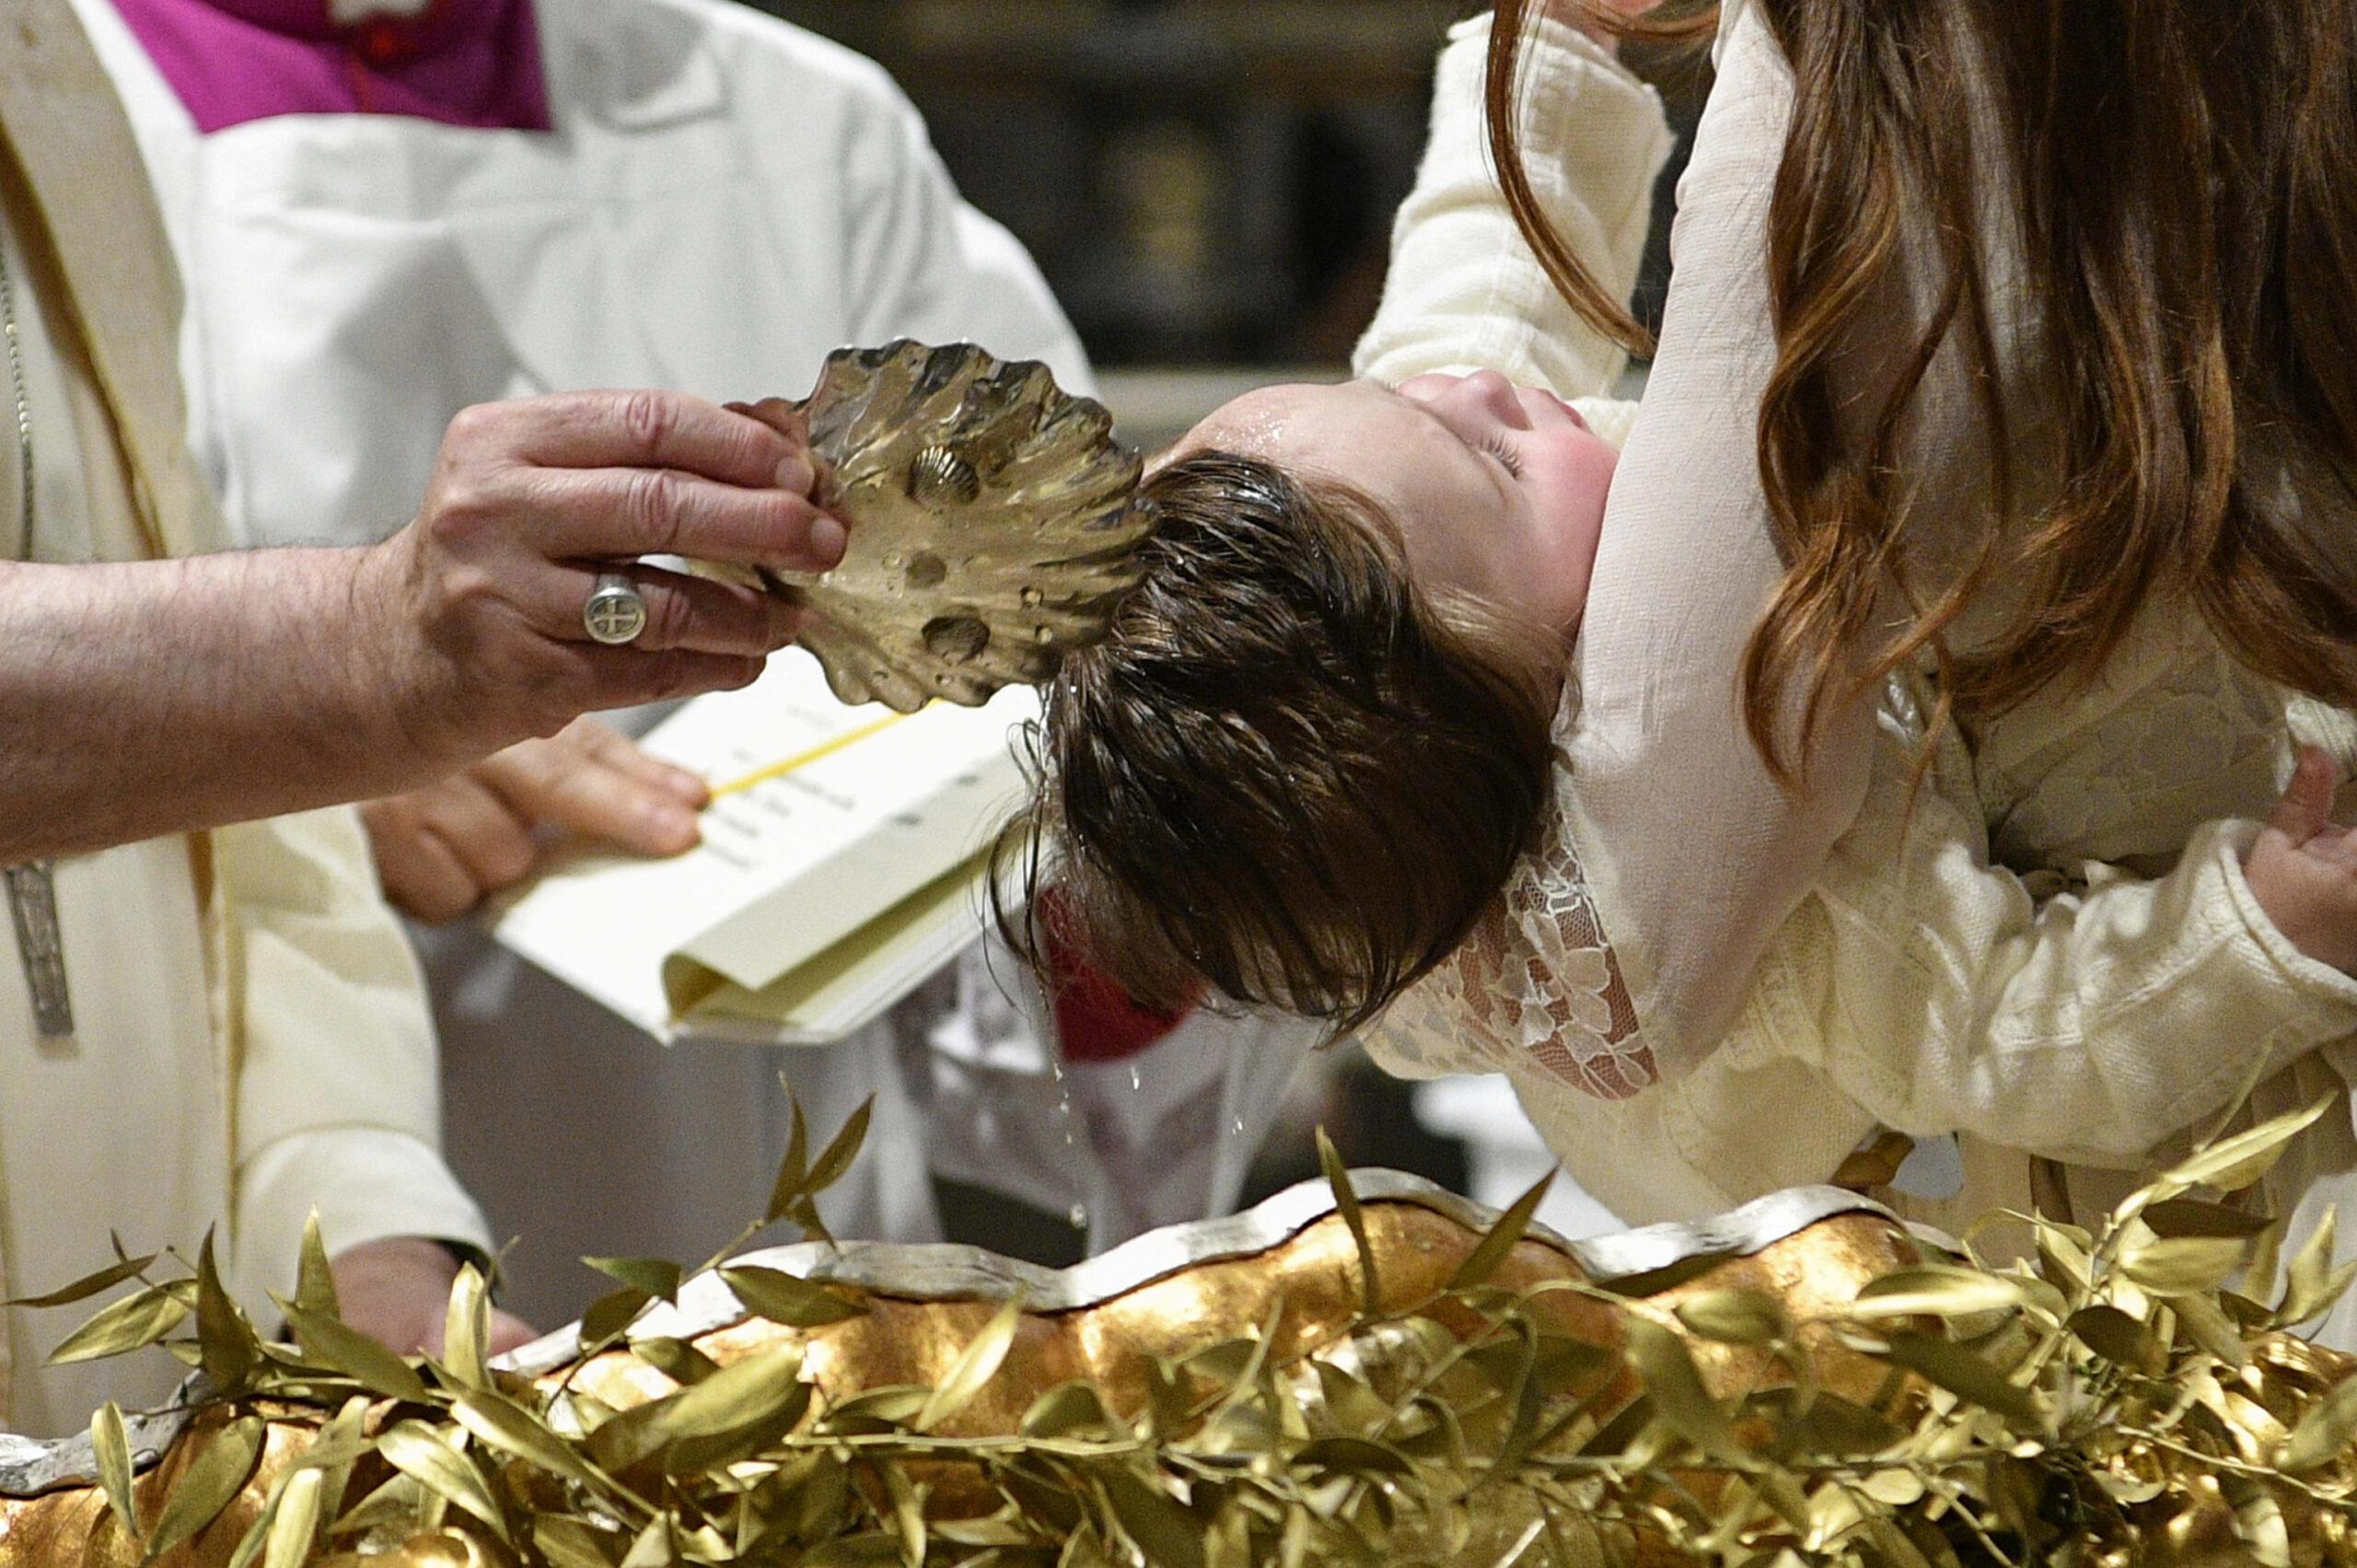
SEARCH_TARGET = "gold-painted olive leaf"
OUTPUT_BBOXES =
[826,1386,929,1424]
[1317,1131,1379,1318]
[2173,1292,2249,1369]
[632,1335,723,1387]
[2034,1224,2094,1294]
[1022,1380,1116,1439]
[48,1283,192,1365]
[1295,1435,1412,1476]
[261,1466,324,1568]
[581,1285,653,1346]
[1774,1391,1906,1459]
[2118,1236,2248,1299]
[1099,1467,1207,1568]
[441,1263,491,1392]
[2157,1094,2333,1196]
[1848,1267,2026,1320]
[1311,1363,1394,1436]
[764,1091,812,1225]
[804,1097,875,1199]
[281,1301,430,1403]
[1622,1318,1736,1458]
[2141,1199,2277,1241]
[296,1212,340,1320]
[536,1516,621,1568]
[91,1400,139,1544]
[2235,1487,2293,1568]
[917,1298,1023,1432]
[1875,1332,2040,1429]
[619,1517,674,1568]
[585,1257,684,1304]
[1676,1289,1792,1346]
[327,1471,422,1541]
[2067,1306,2169,1376]
[1448,1168,1553,1291]
[452,1390,606,1490]
[2276,1205,2357,1327]
[800,1534,902,1568]
[195,1230,260,1392]
[377,1422,510,1540]
[7,1251,158,1308]
[2281,1373,2357,1472]
[721,1265,865,1328]
[147,1414,267,1558]
[602,1342,811,1475]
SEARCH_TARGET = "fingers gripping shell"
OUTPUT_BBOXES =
[764,342,1149,711]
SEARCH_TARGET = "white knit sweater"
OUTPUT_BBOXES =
[1353,13,2357,1273]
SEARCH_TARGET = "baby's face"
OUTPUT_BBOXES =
[1174,371,1617,633]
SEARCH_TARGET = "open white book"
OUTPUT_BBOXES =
[490,651,1038,1044]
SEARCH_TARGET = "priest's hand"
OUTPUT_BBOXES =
[361,389,841,772]
[363,717,710,923]
[330,1236,538,1360]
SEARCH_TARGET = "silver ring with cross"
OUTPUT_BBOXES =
[582,569,650,646]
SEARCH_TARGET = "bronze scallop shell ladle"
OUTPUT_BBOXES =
[749,341,1151,713]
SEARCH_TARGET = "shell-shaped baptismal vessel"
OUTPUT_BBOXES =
[764,341,1149,712]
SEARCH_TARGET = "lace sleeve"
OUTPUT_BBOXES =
[1366,706,1660,1100]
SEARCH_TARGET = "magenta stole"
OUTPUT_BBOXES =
[109,0,552,134]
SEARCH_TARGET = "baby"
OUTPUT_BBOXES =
[1006,371,1626,1032]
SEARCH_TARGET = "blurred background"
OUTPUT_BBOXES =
[737,0,1710,1261]
[745,0,1705,441]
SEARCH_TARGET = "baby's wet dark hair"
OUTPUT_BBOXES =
[996,449,1561,1036]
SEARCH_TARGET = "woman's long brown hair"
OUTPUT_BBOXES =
[1494,0,2357,782]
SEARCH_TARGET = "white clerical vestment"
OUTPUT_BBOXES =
[0,1,488,1436]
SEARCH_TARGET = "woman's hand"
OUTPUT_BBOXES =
[2246,747,2357,974]
[363,717,710,923]
[362,389,841,770]
[329,1236,538,1358]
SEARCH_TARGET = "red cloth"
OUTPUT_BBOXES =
[1037,891,1198,1063]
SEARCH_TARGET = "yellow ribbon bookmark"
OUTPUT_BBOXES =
[707,709,920,801]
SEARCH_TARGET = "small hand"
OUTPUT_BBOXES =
[2246,747,2357,975]
[364,389,842,766]
[362,716,710,923]
[328,1236,537,1359]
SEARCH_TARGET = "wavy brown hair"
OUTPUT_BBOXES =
[1494,0,2357,781]
[996,452,1560,1037]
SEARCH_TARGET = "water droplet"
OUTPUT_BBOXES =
[1129,1064,1142,1092]
[921,615,990,665]
[881,552,906,573]
[1033,625,1054,645]
[1019,587,1043,608]
[1231,1117,1246,1136]
[1067,1203,1089,1231]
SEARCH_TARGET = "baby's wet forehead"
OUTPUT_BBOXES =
[1178,381,1395,468]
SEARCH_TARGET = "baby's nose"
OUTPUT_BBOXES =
[1452,369,1534,428]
